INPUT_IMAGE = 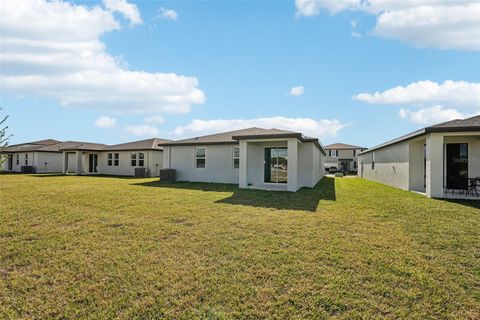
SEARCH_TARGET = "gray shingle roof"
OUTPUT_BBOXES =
[324,143,366,150]
[428,115,480,130]
[160,128,291,145]
[161,127,303,145]
[359,115,480,155]
[103,138,172,151]
[2,138,169,153]
[160,127,326,154]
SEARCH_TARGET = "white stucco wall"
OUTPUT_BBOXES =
[358,140,410,191]
[34,152,63,173]
[166,144,240,183]
[97,150,163,177]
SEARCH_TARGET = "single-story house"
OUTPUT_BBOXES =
[1,139,64,173]
[324,143,367,173]
[161,127,326,192]
[60,138,170,177]
[358,115,480,198]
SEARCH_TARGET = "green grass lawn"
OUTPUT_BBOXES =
[0,174,479,319]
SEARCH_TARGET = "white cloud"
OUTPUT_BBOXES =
[125,124,159,136]
[295,0,360,16]
[144,115,165,125]
[295,0,480,51]
[354,80,480,109]
[158,8,178,21]
[102,0,142,25]
[171,116,348,140]
[399,106,468,125]
[288,85,304,96]
[374,4,480,51]
[0,0,205,114]
[95,116,117,128]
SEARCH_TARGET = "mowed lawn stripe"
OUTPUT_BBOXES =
[0,174,478,319]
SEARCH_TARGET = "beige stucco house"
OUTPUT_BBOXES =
[161,127,326,192]
[60,138,169,177]
[358,115,480,199]
[1,138,169,177]
[1,139,64,173]
[324,143,367,173]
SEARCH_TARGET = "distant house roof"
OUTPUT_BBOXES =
[3,139,62,153]
[57,141,107,152]
[161,127,326,154]
[2,138,170,153]
[324,143,366,150]
[359,115,480,155]
[103,138,172,151]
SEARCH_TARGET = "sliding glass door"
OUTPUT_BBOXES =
[446,143,468,189]
[264,147,287,183]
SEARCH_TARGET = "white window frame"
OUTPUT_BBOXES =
[331,150,337,157]
[114,153,119,166]
[16,154,19,165]
[131,152,137,167]
[233,146,240,169]
[195,147,206,169]
[138,152,145,167]
[107,153,113,166]
[25,153,28,165]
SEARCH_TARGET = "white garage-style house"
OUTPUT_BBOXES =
[358,115,480,199]
[161,128,326,192]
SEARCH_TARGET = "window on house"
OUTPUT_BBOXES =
[108,153,113,166]
[16,154,19,165]
[131,153,137,166]
[372,152,375,170]
[331,150,337,157]
[233,146,240,169]
[354,161,357,169]
[196,147,206,168]
[114,153,119,166]
[353,149,357,156]
[138,152,145,167]
[25,154,28,165]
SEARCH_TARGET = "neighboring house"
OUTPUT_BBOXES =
[358,115,480,198]
[324,143,367,173]
[161,127,326,192]
[0,139,64,173]
[60,138,170,177]
[1,138,170,177]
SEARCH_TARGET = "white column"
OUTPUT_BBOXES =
[239,140,248,188]
[62,152,68,174]
[75,151,83,175]
[287,138,298,192]
[426,133,444,198]
[163,146,171,168]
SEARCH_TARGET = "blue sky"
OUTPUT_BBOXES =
[1,0,479,147]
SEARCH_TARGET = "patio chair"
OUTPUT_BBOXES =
[467,178,480,197]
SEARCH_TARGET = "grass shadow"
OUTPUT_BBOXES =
[441,199,480,210]
[134,176,336,212]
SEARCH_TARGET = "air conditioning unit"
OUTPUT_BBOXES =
[20,166,35,174]
[159,168,176,182]
[134,167,149,178]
